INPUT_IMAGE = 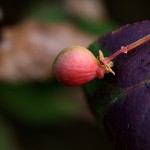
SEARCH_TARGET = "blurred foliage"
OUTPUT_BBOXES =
[27,6,69,23]
[0,80,80,124]
[27,5,118,35]
[0,117,16,150]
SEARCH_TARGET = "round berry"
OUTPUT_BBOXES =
[52,46,104,86]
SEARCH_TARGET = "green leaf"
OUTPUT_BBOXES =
[0,80,80,124]
[0,117,16,150]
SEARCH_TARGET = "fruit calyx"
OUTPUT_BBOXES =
[97,50,115,75]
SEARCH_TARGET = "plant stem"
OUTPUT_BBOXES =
[104,34,150,64]
[98,34,150,75]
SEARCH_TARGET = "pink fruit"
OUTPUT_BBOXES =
[53,34,150,86]
[52,46,104,86]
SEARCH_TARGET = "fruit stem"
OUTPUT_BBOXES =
[99,34,150,75]
[104,34,150,64]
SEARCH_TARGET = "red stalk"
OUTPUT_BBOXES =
[99,34,150,75]
[105,34,150,63]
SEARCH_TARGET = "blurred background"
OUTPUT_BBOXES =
[0,0,149,150]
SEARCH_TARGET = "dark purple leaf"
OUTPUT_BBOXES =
[84,20,150,150]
